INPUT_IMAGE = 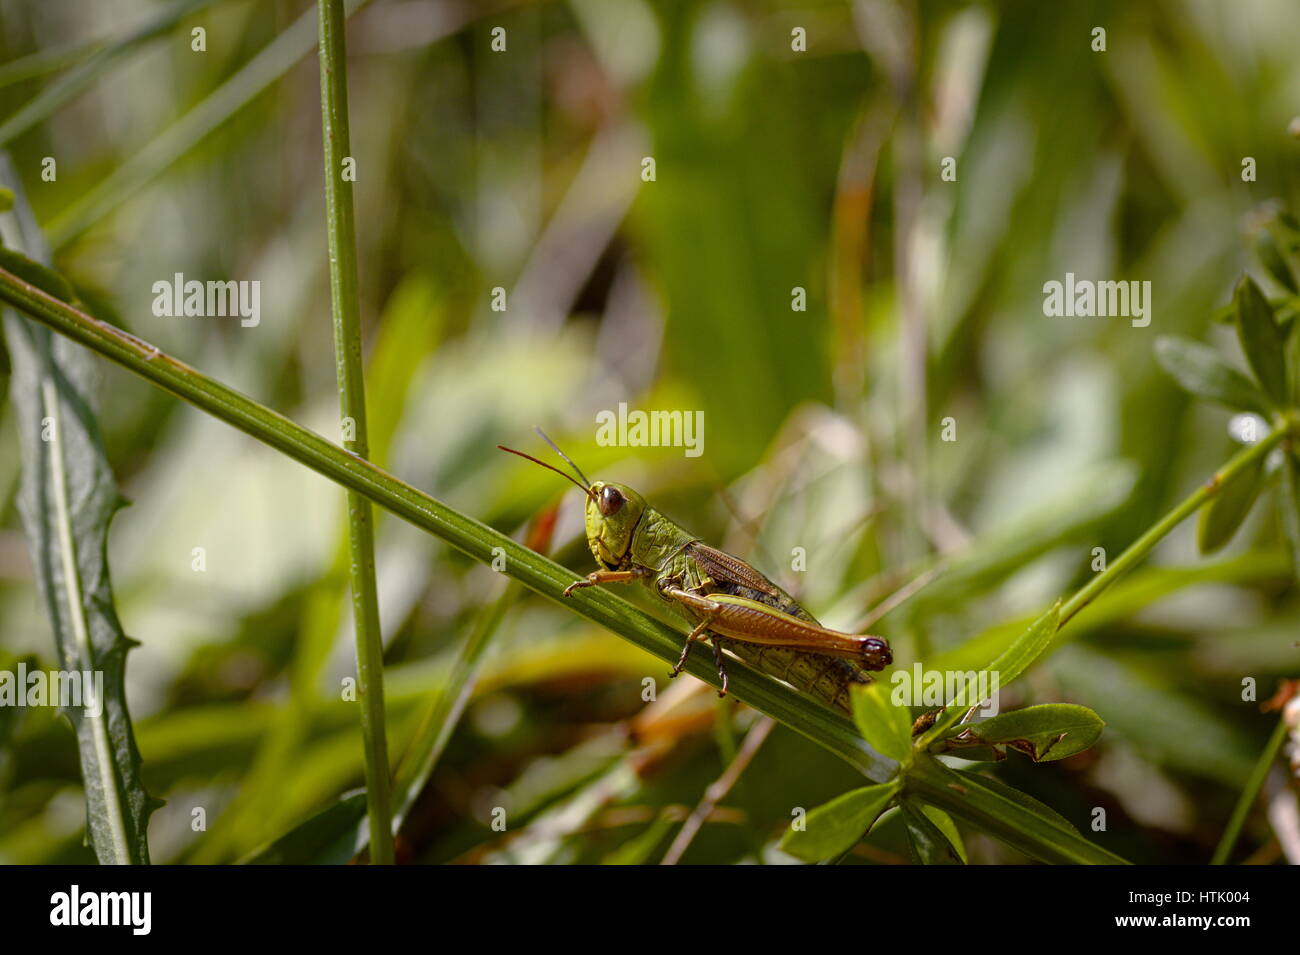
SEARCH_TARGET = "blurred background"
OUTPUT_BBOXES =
[1,0,1298,864]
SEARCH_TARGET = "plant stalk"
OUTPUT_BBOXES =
[1211,714,1289,864]
[315,0,392,864]
[1059,423,1290,627]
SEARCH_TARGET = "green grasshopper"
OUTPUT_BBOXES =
[500,435,892,713]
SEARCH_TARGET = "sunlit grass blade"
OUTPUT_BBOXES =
[243,792,368,865]
[47,0,372,248]
[392,507,558,831]
[0,0,219,148]
[0,40,103,92]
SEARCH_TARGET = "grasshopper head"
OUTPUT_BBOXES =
[585,481,647,569]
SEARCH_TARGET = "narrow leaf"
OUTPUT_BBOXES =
[918,805,967,862]
[905,758,1129,864]
[1280,451,1300,583]
[0,165,156,864]
[0,0,218,149]
[1153,335,1270,415]
[1233,276,1289,405]
[0,247,75,303]
[1051,645,1255,785]
[850,682,913,765]
[243,792,368,865]
[601,812,676,865]
[915,602,1061,748]
[1255,230,1298,294]
[901,802,964,865]
[1197,455,1264,554]
[949,768,1078,834]
[393,507,558,831]
[936,703,1105,762]
[779,781,899,862]
[986,601,1062,689]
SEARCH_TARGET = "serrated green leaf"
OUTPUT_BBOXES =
[1233,276,1289,405]
[937,703,1104,762]
[779,780,899,863]
[850,682,913,765]
[1197,455,1264,554]
[901,801,965,864]
[1153,335,1271,415]
[0,169,155,864]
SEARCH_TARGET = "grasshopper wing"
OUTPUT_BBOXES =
[686,541,811,620]
[684,542,874,712]
[687,542,782,593]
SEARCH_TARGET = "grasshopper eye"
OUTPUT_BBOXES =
[599,485,625,517]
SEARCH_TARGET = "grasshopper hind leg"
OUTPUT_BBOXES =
[668,622,731,698]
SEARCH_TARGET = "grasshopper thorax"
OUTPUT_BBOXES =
[585,481,647,569]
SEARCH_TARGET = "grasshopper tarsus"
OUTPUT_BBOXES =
[669,635,693,679]
[712,636,730,696]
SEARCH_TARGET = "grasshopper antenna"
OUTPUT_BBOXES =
[497,444,597,501]
[533,427,594,489]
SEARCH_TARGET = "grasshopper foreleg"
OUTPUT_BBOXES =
[563,569,642,597]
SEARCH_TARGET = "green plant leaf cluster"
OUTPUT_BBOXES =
[1158,268,1300,566]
